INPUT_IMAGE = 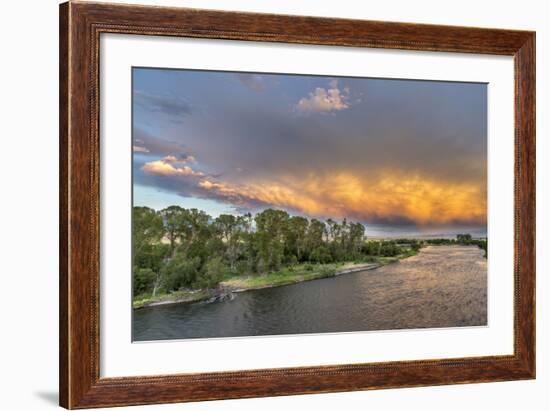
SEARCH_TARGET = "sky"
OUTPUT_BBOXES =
[132,68,487,237]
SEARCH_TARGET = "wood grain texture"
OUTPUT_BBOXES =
[59,2,69,407]
[59,1,536,408]
[514,34,536,375]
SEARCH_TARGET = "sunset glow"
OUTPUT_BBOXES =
[133,68,487,234]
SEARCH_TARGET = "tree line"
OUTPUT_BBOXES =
[425,233,487,256]
[133,206,408,297]
[133,206,486,298]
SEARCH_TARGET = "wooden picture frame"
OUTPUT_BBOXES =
[59,1,535,408]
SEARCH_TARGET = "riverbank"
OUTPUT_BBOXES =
[133,251,416,309]
[133,245,487,341]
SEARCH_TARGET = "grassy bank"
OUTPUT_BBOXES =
[221,253,415,291]
[133,250,416,309]
[133,289,213,309]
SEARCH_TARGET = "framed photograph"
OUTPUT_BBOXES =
[59,1,535,408]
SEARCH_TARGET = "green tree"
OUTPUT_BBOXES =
[133,206,164,254]
[171,208,212,262]
[255,209,289,272]
[186,208,210,243]
[132,205,388,295]
[325,218,340,243]
[380,241,399,257]
[198,256,227,289]
[457,233,473,244]
[159,205,185,256]
[349,222,366,254]
[133,268,157,296]
[284,216,309,262]
[310,245,332,264]
[305,219,326,259]
[161,253,201,291]
[133,207,167,296]
[363,241,381,256]
[214,214,247,271]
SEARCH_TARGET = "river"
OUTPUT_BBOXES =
[133,245,487,341]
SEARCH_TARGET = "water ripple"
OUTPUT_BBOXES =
[133,246,487,341]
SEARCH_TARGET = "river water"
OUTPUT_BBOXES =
[133,245,487,341]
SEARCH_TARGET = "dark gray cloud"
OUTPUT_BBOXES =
[133,70,487,227]
[134,90,193,122]
[168,90,486,186]
[133,127,191,159]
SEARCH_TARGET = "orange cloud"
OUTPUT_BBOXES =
[142,159,204,177]
[197,171,486,226]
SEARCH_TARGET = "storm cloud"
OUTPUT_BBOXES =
[132,68,487,229]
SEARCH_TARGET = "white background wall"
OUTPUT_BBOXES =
[0,0,547,410]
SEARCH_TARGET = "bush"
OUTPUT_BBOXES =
[286,254,298,266]
[318,265,336,276]
[235,260,249,276]
[363,241,380,256]
[134,243,170,274]
[161,254,201,291]
[456,233,473,244]
[310,246,332,264]
[380,241,399,257]
[477,240,488,258]
[410,240,422,251]
[133,267,157,295]
[196,257,227,289]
